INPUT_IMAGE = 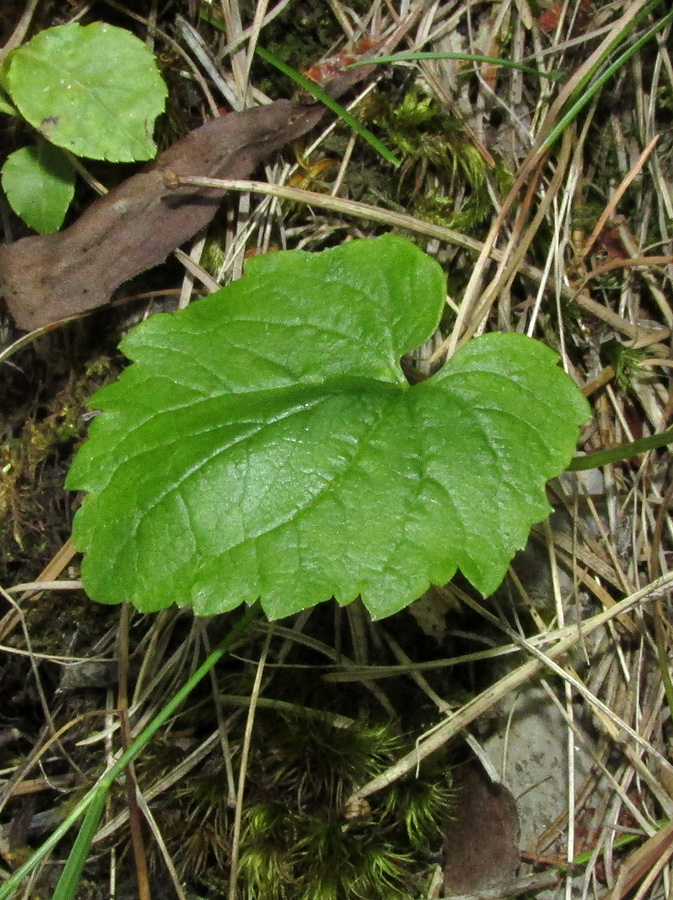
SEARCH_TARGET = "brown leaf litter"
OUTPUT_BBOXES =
[0,66,374,332]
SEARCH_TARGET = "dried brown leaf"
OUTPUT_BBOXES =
[443,762,520,896]
[0,101,324,330]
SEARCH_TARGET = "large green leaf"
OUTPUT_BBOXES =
[1,141,75,233]
[7,23,167,162]
[67,236,590,620]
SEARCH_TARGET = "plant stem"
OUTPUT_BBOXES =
[568,427,673,471]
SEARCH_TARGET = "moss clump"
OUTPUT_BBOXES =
[364,85,513,233]
[601,338,651,393]
[235,715,453,900]
[133,712,452,899]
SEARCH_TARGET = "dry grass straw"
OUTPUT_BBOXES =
[2,0,673,898]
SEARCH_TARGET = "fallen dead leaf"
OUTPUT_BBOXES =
[0,64,375,331]
[443,761,520,896]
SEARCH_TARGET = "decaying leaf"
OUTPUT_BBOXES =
[443,761,520,896]
[0,101,323,330]
[0,65,375,331]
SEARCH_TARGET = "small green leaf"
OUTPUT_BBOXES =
[67,236,590,620]
[7,22,167,162]
[2,141,75,233]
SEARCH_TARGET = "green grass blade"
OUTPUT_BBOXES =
[201,9,400,166]
[0,790,100,900]
[568,427,673,471]
[255,46,400,167]
[0,603,260,900]
[346,3,670,157]
[346,51,563,82]
[540,4,673,152]
[51,791,107,900]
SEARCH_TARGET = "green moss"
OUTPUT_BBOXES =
[356,85,512,233]
[235,715,453,899]
[601,338,650,392]
[134,711,452,899]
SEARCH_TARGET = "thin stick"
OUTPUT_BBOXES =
[581,135,660,257]
[117,603,152,900]
[345,571,673,806]
[228,626,274,900]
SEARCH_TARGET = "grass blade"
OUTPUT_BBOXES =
[346,50,563,82]
[255,46,400,167]
[0,603,260,900]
